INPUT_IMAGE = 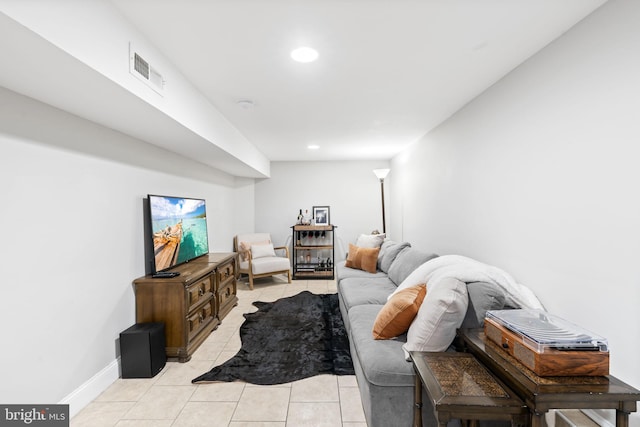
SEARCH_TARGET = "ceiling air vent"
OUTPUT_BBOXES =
[133,53,149,79]
[129,44,165,95]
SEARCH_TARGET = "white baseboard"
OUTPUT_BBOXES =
[583,409,615,427]
[59,358,120,419]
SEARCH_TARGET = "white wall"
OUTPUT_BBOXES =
[254,161,391,260]
[0,87,254,415]
[391,0,639,425]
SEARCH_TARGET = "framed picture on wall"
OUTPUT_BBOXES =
[313,206,330,226]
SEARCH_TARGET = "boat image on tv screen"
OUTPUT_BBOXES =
[148,194,209,272]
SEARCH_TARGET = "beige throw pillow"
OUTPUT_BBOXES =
[239,240,270,261]
[251,242,276,259]
[402,277,469,355]
[355,233,385,248]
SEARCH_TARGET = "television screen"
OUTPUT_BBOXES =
[148,194,209,272]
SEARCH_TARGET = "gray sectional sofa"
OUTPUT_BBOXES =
[337,240,512,427]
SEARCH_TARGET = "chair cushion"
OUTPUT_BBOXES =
[251,257,290,275]
[251,242,276,259]
[236,233,272,261]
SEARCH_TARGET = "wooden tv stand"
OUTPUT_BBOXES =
[133,252,238,362]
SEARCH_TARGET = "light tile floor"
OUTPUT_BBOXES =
[71,277,367,427]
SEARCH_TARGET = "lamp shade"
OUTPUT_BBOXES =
[373,169,390,180]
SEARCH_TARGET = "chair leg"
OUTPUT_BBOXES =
[249,274,254,290]
[287,270,292,283]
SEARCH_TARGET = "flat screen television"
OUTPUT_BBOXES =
[147,194,209,273]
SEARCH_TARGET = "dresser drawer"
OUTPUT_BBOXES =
[219,280,236,308]
[217,261,235,285]
[187,298,215,340]
[186,276,214,312]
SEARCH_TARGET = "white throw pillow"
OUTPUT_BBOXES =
[251,242,276,259]
[402,277,468,358]
[355,233,385,248]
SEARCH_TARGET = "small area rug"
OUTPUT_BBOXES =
[192,291,354,385]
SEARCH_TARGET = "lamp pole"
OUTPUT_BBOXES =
[379,177,386,234]
[373,169,390,234]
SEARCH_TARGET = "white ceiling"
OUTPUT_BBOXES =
[108,0,606,162]
[0,1,607,176]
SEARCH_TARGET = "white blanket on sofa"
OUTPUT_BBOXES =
[390,254,544,310]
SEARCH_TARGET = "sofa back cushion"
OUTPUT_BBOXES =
[387,247,438,285]
[461,281,507,329]
[377,241,411,273]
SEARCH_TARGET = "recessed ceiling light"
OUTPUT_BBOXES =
[291,46,319,63]
[307,144,320,150]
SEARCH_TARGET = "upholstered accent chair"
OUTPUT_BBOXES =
[233,233,292,290]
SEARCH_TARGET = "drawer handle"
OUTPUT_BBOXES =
[199,313,204,322]
[199,288,204,296]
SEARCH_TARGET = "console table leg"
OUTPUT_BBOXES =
[531,412,547,427]
[413,371,423,427]
[616,410,629,427]
[513,414,529,427]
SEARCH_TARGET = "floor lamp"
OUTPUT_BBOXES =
[373,168,390,234]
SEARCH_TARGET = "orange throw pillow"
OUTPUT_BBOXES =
[345,244,380,274]
[372,284,427,340]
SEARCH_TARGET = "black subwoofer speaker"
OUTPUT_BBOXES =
[120,322,166,378]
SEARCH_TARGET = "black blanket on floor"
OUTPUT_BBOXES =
[192,291,354,385]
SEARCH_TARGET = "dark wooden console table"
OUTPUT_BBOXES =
[410,351,527,427]
[458,329,640,427]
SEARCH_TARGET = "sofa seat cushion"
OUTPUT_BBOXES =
[336,261,388,281]
[349,304,414,387]
[338,277,397,312]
